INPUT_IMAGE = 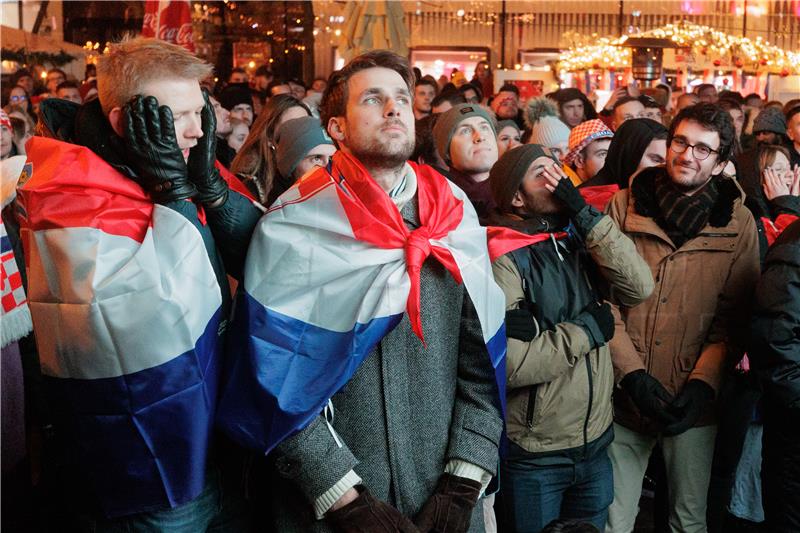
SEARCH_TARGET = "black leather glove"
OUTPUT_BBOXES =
[187,90,229,206]
[551,177,587,217]
[327,486,419,533]
[663,379,715,437]
[121,95,196,203]
[620,370,678,426]
[505,308,539,342]
[414,474,482,533]
[572,302,615,349]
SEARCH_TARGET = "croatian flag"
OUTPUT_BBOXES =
[218,151,534,454]
[17,137,224,517]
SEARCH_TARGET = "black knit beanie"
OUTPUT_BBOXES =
[219,83,253,111]
[489,144,561,212]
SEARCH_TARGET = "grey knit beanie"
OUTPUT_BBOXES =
[274,116,333,178]
[753,107,787,135]
[433,103,497,163]
[528,115,571,148]
[496,119,521,134]
[489,144,561,212]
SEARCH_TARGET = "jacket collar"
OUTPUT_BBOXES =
[38,98,136,179]
[625,166,743,248]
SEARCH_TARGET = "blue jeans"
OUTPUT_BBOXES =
[76,467,249,533]
[500,442,614,533]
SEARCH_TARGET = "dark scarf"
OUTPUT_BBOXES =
[654,172,719,248]
[447,168,496,219]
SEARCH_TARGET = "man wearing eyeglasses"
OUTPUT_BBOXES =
[604,103,760,533]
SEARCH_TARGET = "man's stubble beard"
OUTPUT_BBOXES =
[349,136,415,171]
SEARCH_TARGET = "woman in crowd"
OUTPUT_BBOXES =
[575,118,667,211]
[757,144,800,249]
[267,116,336,206]
[581,118,667,190]
[231,94,311,204]
[226,118,250,154]
[3,86,36,125]
[496,120,522,158]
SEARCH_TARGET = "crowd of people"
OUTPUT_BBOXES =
[1,37,799,533]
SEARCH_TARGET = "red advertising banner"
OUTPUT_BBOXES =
[142,0,194,52]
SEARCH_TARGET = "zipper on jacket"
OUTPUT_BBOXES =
[583,350,595,458]
[526,386,537,429]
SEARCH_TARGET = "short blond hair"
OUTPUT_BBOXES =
[96,37,213,115]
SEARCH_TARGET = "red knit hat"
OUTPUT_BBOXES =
[564,119,613,165]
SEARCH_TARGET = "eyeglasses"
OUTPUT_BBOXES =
[670,138,718,161]
[10,95,27,102]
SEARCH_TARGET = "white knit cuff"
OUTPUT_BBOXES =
[445,460,492,495]
[314,469,362,519]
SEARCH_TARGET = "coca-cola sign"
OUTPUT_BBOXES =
[141,0,195,52]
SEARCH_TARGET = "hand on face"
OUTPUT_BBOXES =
[541,162,567,193]
[789,164,800,197]
[762,166,791,200]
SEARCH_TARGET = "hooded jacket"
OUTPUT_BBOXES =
[607,167,760,434]
[491,212,653,457]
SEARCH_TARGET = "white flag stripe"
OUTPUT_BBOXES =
[29,205,221,379]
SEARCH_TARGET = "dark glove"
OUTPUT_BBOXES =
[327,486,420,533]
[620,370,679,426]
[121,95,196,203]
[505,308,539,342]
[187,90,229,206]
[414,474,481,533]
[551,177,587,217]
[572,302,615,349]
[663,379,715,437]
[552,177,604,237]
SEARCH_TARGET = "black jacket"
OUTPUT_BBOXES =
[750,218,800,409]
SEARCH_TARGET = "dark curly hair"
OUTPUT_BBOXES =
[668,103,736,163]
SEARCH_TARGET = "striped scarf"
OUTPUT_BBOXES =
[655,174,719,248]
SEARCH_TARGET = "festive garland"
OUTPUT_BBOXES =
[1,47,76,67]
[559,22,800,76]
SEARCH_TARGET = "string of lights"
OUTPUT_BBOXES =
[558,21,800,76]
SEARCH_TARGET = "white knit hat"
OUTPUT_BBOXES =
[528,116,571,149]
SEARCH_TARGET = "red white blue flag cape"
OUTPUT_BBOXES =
[16,137,237,517]
[217,151,540,454]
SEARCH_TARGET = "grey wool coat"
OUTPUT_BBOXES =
[264,195,504,532]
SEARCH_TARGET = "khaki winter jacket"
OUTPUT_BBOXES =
[494,214,653,454]
[607,169,760,434]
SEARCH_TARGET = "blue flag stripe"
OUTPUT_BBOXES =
[44,308,223,518]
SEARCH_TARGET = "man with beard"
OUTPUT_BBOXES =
[209,95,235,167]
[218,49,504,533]
[605,103,760,533]
[488,144,652,532]
[491,84,525,129]
[433,103,499,217]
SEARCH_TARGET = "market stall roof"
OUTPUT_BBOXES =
[558,22,800,75]
[1,25,87,78]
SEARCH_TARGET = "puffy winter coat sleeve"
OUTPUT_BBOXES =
[750,229,800,408]
[604,190,648,383]
[690,206,760,392]
[583,214,654,307]
[493,254,593,388]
